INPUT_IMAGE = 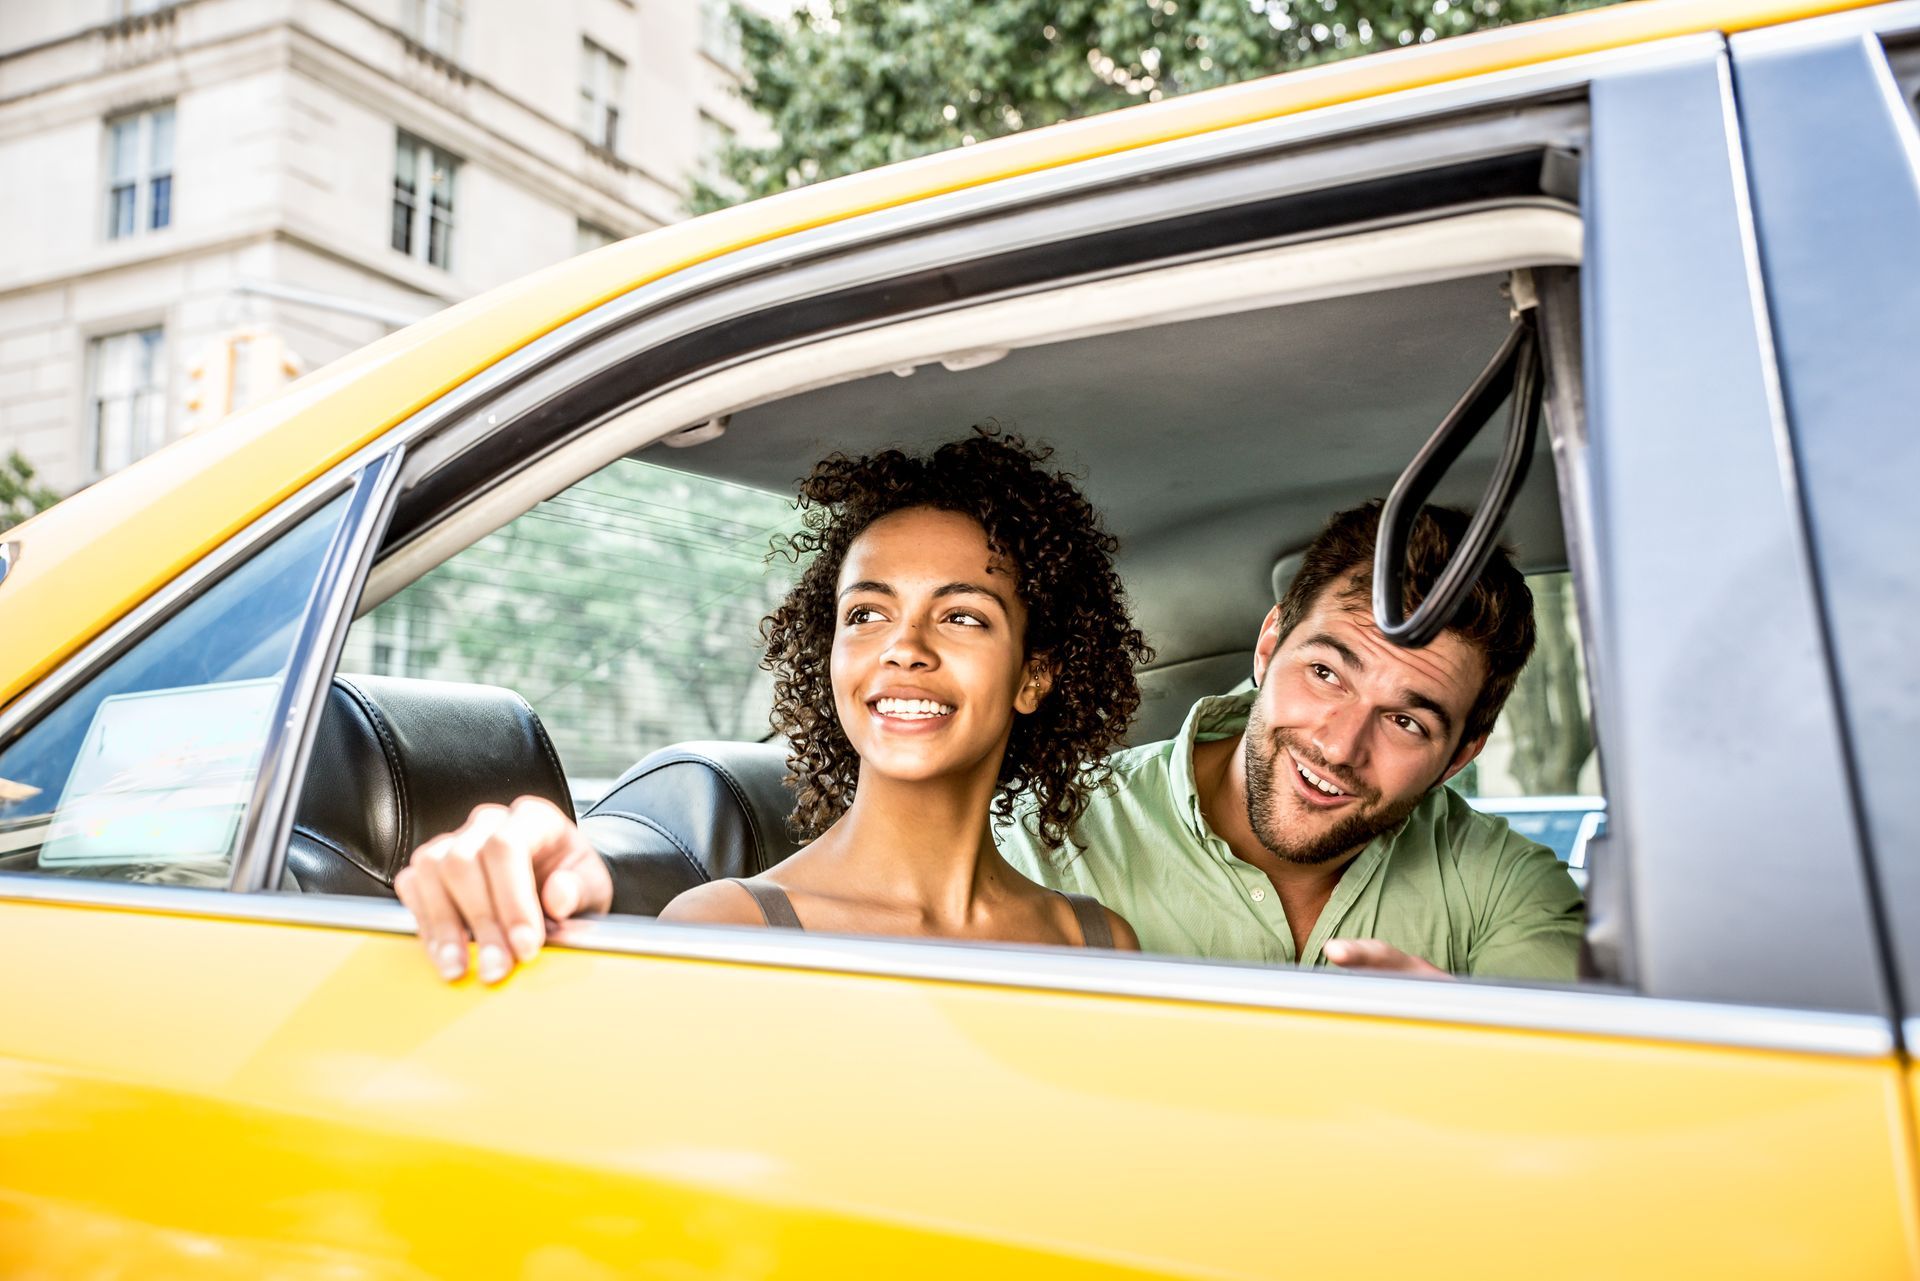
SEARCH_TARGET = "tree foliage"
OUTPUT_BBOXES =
[697,0,1616,209]
[0,451,59,535]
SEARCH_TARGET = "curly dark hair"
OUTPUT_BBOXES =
[762,426,1151,849]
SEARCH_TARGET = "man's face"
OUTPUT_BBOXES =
[1242,576,1488,865]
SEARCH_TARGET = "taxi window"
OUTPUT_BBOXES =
[1449,569,1604,875]
[340,457,802,809]
[0,492,351,886]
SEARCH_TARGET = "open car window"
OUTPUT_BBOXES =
[303,225,1610,990]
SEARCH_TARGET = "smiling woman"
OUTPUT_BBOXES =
[655,429,1148,946]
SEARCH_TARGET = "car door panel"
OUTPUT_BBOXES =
[1,896,1911,1278]
[1731,16,1920,1039]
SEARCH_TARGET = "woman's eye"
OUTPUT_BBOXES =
[947,611,986,628]
[845,605,881,625]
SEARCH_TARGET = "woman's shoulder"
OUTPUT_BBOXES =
[1054,888,1139,951]
[658,877,768,926]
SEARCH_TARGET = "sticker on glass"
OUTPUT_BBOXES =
[37,677,281,867]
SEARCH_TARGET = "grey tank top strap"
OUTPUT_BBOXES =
[1061,892,1113,949]
[735,879,803,930]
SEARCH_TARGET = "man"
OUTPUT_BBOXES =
[397,502,1581,984]
[997,501,1583,981]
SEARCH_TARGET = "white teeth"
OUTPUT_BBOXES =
[1296,760,1344,797]
[874,697,954,719]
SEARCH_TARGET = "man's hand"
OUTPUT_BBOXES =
[1322,939,1450,978]
[393,795,612,984]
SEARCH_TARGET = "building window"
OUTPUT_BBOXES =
[116,0,173,15]
[403,0,462,60]
[575,220,616,255]
[700,0,742,68]
[88,328,167,477]
[391,132,458,270]
[105,105,174,240]
[579,40,625,152]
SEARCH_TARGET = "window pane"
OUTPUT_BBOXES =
[391,196,414,255]
[148,106,174,171]
[108,186,135,239]
[93,398,132,474]
[342,459,804,808]
[108,119,139,184]
[0,491,353,885]
[148,174,171,230]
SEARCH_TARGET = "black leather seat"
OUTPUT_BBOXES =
[288,674,573,896]
[582,740,800,916]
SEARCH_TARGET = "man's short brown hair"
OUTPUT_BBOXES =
[1275,501,1535,746]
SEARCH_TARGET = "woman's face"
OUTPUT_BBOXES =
[830,506,1048,788]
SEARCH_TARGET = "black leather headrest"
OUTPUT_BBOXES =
[289,674,572,895]
[582,740,800,916]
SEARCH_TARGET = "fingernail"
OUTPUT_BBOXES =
[509,923,540,960]
[436,942,465,980]
[478,944,510,984]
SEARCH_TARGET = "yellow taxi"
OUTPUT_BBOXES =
[3,0,1918,1274]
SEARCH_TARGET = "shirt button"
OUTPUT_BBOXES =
[1251,888,1267,902]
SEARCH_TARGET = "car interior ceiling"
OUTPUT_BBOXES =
[289,268,1576,907]
[674,270,1566,745]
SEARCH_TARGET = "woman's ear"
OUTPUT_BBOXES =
[1015,655,1054,715]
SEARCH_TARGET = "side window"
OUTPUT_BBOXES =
[340,457,802,808]
[1450,569,1604,877]
[0,491,352,886]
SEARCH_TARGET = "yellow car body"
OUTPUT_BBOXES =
[3,1,1919,1276]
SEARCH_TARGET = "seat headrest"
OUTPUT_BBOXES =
[582,740,799,915]
[293,674,572,890]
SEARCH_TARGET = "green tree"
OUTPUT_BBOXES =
[0,451,60,535]
[697,0,1618,210]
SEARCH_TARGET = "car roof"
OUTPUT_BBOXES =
[0,0,1880,707]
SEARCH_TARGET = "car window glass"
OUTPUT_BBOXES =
[0,491,352,886]
[340,457,803,809]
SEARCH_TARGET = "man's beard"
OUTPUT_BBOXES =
[1241,707,1426,866]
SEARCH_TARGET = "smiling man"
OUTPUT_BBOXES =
[997,501,1585,981]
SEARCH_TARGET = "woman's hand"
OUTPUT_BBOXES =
[393,795,612,984]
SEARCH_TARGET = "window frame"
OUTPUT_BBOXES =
[0,29,1895,1062]
[579,39,626,154]
[391,131,459,271]
[86,325,168,479]
[103,104,174,241]
[403,0,463,62]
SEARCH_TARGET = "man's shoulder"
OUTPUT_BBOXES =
[1402,786,1522,846]
[1394,786,1580,908]
[999,736,1181,872]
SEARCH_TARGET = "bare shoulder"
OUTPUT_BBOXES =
[1103,906,1141,952]
[658,879,766,926]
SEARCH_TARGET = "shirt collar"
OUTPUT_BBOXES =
[1166,688,1258,850]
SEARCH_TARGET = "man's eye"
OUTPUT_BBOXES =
[1309,663,1338,684]
[1392,714,1429,738]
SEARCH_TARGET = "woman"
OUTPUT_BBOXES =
[659,428,1150,948]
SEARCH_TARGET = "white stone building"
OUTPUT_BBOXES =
[0,0,767,497]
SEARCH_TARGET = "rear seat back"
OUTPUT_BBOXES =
[288,674,572,896]
[583,741,800,916]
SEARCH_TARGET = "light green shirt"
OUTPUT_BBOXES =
[999,691,1585,981]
